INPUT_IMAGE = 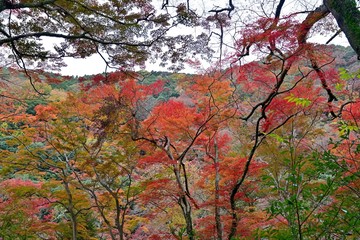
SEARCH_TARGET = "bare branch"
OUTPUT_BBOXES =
[0,0,55,12]
[209,0,235,18]
[326,29,342,44]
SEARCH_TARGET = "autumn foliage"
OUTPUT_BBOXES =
[0,4,360,240]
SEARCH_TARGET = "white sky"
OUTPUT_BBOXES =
[60,34,350,76]
[59,0,352,76]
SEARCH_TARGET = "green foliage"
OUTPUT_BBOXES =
[140,71,182,101]
[261,128,360,240]
[0,135,17,152]
[50,77,79,91]
[285,94,312,107]
[340,67,360,80]
[267,133,287,143]
[337,120,359,138]
[25,99,48,115]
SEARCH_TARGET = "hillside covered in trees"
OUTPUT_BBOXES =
[0,44,359,239]
[1,0,360,239]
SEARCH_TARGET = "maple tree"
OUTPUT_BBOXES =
[0,179,55,239]
[133,72,241,239]
[0,64,359,239]
[1,102,95,239]
[1,91,119,238]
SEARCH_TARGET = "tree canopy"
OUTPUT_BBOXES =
[0,1,359,240]
[1,0,359,72]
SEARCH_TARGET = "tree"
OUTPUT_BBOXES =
[0,178,56,239]
[134,71,241,239]
[1,0,359,75]
[324,0,360,57]
[68,93,145,240]
[0,61,359,238]
[158,0,360,62]
[0,78,154,239]
[1,102,97,239]
[0,0,211,73]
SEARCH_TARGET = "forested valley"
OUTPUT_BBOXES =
[0,0,360,239]
[0,44,359,239]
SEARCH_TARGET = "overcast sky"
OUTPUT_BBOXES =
[60,35,350,76]
[59,0,351,76]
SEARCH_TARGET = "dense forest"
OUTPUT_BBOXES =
[1,0,360,239]
[0,45,359,239]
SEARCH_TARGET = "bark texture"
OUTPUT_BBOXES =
[324,0,360,56]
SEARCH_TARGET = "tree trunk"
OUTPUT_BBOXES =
[63,181,78,240]
[114,197,125,240]
[324,0,360,57]
[164,137,195,239]
[213,139,223,240]
[178,195,194,240]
